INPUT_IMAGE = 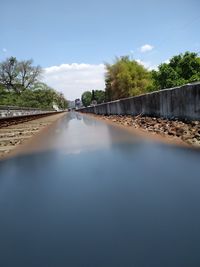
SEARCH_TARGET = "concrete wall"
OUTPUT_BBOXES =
[79,83,200,121]
[0,106,54,118]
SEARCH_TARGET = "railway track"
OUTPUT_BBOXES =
[0,112,65,158]
[0,111,63,128]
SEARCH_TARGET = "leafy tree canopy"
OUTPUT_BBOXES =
[94,90,105,104]
[81,91,92,107]
[0,82,68,110]
[81,90,105,107]
[0,57,42,93]
[0,56,68,110]
[105,56,153,101]
[152,52,200,89]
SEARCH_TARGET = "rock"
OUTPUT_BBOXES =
[153,123,160,129]
[194,133,200,139]
[191,121,199,126]
[102,115,200,147]
[182,135,192,141]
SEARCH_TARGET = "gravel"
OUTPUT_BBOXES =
[97,114,200,147]
[0,113,65,159]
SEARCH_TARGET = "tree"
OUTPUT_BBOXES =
[54,92,68,109]
[30,83,68,109]
[152,52,200,90]
[91,90,95,101]
[94,90,105,104]
[17,59,42,89]
[0,82,68,110]
[105,56,153,101]
[0,57,18,91]
[0,57,42,93]
[81,90,105,106]
[81,91,92,107]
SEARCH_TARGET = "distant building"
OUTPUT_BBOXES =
[75,98,82,109]
[68,100,75,109]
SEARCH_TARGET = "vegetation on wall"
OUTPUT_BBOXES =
[4,52,198,109]
[103,52,200,102]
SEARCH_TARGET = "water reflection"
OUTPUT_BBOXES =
[14,112,139,156]
[0,113,200,266]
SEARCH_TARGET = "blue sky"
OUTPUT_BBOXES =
[1,0,200,99]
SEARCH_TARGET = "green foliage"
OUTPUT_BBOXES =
[0,55,68,110]
[152,52,200,89]
[105,56,153,101]
[0,57,42,93]
[81,90,105,107]
[94,90,105,104]
[0,83,68,110]
[81,91,92,107]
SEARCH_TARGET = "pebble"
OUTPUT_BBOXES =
[100,115,200,147]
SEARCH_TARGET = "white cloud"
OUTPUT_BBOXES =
[140,44,154,53]
[42,63,106,100]
[136,59,158,71]
[136,59,151,69]
[2,48,7,53]
[164,59,170,64]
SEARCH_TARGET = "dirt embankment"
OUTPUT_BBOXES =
[91,114,200,147]
[0,112,66,159]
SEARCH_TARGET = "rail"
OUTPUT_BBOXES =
[0,105,58,118]
[0,110,65,128]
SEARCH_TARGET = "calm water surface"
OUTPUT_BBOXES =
[0,112,200,267]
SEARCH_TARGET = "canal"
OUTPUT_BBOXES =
[0,112,200,266]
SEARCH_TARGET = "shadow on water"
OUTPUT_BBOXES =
[0,111,200,266]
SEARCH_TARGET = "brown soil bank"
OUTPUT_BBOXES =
[90,114,200,147]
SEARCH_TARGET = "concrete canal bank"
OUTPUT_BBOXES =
[79,82,200,121]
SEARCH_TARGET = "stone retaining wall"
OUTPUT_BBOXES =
[79,83,200,121]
